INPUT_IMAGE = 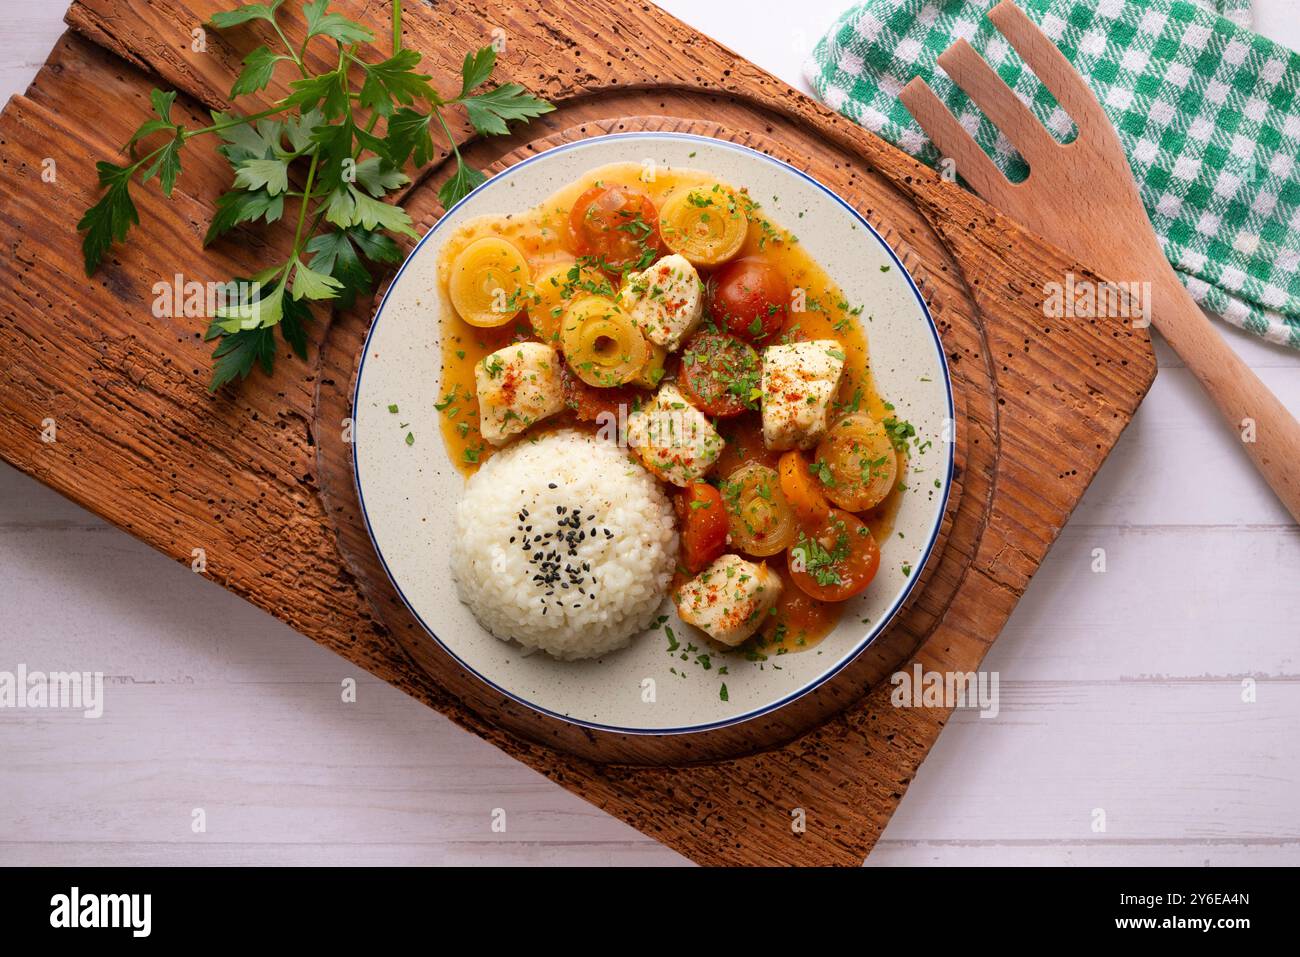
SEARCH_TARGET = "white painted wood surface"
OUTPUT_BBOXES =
[1,0,1298,867]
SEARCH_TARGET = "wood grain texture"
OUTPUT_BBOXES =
[0,0,1154,864]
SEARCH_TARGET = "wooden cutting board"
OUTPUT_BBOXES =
[0,0,1156,864]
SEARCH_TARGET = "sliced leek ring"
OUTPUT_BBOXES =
[448,237,531,327]
[659,185,748,266]
[721,463,797,557]
[527,260,614,344]
[560,295,650,387]
[815,412,898,511]
[632,342,667,390]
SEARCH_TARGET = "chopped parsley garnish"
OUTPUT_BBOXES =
[794,528,848,587]
[883,416,916,452]
[811,459,836,487]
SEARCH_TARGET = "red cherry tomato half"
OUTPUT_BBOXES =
[708,257,789,342]
[676,332,762,418]
[568,184,663,271]
[676,482,728,574]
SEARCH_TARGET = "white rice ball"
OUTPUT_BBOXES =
[450,430,678,660]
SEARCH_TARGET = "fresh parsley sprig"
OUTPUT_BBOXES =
[78,0,554,392]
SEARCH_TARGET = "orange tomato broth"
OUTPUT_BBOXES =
[433,162,906,654]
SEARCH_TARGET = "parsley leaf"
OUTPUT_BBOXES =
[278,293,312,360]
[231,45,285,98]
[140,132,185,196]
[77,162,139,276]
[350,189,418,237]
[384,107,435,168]
[126,90,179,155]
[233,157,290,196]
[211,113,284,165]
[305,226,398,308]
[284,69,350,118]
[354,156,409,198]
[437,163,487,210]
[459,47,497,97]
[302,0,373,44]
[213,278,285,334]
[291,257,344,301]
[462,83,555,136]
[359,48,435,117]
[306,229,371,306]
[207,325,276,392]
[322,185,357,228]
[205,187,285,246]
[209,1,286,29]
[346,225,402,264]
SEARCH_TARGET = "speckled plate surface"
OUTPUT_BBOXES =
[352,132,954,734]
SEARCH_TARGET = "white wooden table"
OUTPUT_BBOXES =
[2,0,1298,866]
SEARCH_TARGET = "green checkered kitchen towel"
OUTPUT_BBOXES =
[805,0,1300,348]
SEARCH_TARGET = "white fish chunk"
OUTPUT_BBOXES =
[626,382,722,486]
[474,342,565,446]
[760,339,846,450]
[674,554,783,646]
[619,254,704,352]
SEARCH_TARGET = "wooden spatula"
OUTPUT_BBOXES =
[901,0,1300,523]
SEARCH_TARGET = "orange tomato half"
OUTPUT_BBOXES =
[787,508,881,602]
[568,184,663,271]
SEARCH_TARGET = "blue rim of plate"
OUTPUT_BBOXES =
[352,131,955,736]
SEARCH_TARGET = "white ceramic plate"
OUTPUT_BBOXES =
[353,132,953,734]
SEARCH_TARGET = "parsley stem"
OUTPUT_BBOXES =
[431,106,464,165]
[299,207,327,255]
[291,152,321,261]
[127,139,174,171]
[185,104,298,140]
[271,21,310,78]
[431,106,484,205]
[393,1,403,54]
